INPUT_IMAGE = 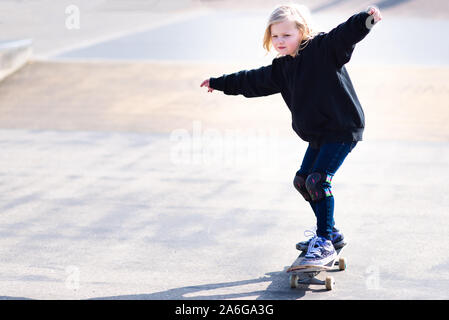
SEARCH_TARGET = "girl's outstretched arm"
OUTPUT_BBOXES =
[201,61,283,98]
[323,5,382,68]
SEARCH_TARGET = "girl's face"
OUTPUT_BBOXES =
[270,19,303,57]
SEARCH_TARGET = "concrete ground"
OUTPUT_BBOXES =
[0,0,448,300]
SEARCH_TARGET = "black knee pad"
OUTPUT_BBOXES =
[305,172,333,202]
[293,174,311,202]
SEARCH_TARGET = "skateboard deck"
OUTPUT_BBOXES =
[286,246,347,290]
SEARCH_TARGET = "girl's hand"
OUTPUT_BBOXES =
[366,5,382,23]
[200,78,214,93]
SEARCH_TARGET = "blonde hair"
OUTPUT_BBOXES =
[263,3,318,58]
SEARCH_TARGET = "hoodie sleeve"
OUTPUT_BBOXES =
[209,59,283,98]
[323,11,372,68]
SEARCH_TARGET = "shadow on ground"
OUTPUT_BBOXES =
[89,268,329,300]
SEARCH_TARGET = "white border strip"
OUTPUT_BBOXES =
[0,39,33,50]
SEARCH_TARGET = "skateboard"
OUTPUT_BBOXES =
[286,245,347,290]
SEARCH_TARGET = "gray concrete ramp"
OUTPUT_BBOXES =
[0,128,448,299]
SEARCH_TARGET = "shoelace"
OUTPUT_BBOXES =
[302,228,326,259]
[305,235,322,258]
[303,227,339,244]
[303,228,316,239]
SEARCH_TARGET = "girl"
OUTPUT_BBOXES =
[200,4,382,266]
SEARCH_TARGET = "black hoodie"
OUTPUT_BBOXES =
[209,11,373,148]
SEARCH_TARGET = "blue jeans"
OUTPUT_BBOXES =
[296,141,357,240]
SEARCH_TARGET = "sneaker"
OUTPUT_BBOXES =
[296,227,347,251]
[299,236,337,267]
[329,227,347,249]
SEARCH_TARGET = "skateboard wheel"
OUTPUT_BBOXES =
[325,276,335,290]
[289,275,298,288]
[338,257,347,271]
